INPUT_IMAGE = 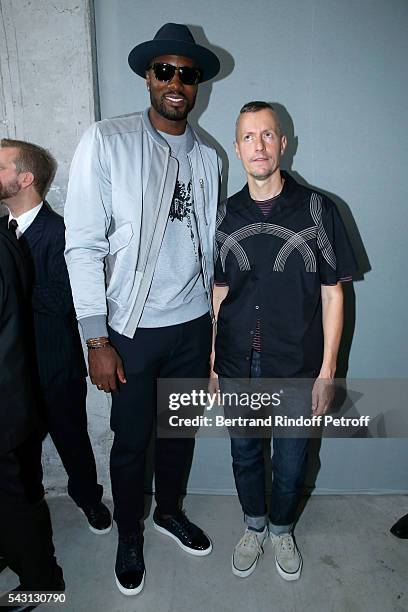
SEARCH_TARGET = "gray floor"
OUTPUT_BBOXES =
[1,494,407,612]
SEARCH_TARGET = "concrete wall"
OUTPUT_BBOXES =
[0,0,113,498]
[0,0,99,212]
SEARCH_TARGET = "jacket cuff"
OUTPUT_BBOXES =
[79,315,108,341]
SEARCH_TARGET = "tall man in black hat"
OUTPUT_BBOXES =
[64,23,221,595]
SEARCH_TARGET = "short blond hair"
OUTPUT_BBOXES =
[235,101,282,138]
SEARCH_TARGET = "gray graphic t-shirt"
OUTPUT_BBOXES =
[139,128,208,327]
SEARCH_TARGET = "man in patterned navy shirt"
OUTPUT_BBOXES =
[211,101,357,581]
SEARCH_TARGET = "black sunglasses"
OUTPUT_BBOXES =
[148,62,202,85]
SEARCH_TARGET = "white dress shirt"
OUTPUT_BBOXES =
[8,202,43,238]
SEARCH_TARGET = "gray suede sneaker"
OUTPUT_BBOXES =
[232,527,267,578]
[270,532,302,581]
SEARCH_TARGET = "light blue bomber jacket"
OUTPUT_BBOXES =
[64,109,221,340]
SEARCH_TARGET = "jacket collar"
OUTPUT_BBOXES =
[21,201,51,247]
[0,223,29,294]
[142,108,200,150]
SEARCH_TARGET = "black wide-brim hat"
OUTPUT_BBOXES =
[128,23,220,82]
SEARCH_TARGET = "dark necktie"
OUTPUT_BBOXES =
[8,218,18,237]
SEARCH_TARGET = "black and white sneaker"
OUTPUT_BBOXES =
[115,532,145,596]
[80,501,112,534]
[153,509,212,556]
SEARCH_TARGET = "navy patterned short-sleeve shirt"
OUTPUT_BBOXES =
[214,172,358,378]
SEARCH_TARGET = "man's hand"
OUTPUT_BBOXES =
[311,377,335,416]
[88,345,126,393]
[208,369,220,396]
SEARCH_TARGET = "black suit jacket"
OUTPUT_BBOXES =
[2,203,87,389]
[0,224,37,456]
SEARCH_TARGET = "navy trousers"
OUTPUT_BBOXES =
[40,377,102,508]
[109,313,212,534]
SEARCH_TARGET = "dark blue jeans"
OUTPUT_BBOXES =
[229,351,309,533]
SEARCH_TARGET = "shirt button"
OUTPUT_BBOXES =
[255,305,260,310]
[250,331,254,335]
[245,356,250,361]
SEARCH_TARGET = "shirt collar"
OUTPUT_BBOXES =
[232,171,296,213]
[8,201,43,238]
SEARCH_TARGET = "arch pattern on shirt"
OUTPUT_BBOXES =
[216,228,251,271]
[214,201,227,262]
[216,223,317,273]
[273,226,317,272]
[309,192,337,270]
[215,192,338,274]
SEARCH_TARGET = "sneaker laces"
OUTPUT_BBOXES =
[172,510,197,538]
[85,506,100,521]
[82,502,108,521]
[118,533,143,569]
[236,530,263,555]
[276,533,295,555]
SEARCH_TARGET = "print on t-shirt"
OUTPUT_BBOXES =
[169,179,199,261]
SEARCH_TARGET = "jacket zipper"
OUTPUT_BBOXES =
[199,178,208,225]
[189,162,213,317]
